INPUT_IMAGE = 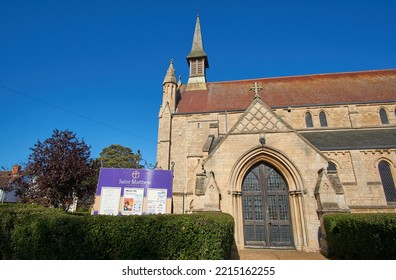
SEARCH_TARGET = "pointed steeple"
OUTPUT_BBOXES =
[163,59,177,85]
[186,16,209,91]
[187,16,209,66]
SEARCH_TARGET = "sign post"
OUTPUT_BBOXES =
[92,168,173,215]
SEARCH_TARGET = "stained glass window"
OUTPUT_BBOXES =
[243,172,260,191]
[243,196,253,220]
[268,172,286,191]
[254,195,263,220]
[278,196,289,221]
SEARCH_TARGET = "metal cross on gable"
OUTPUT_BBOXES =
[250,82,263,99]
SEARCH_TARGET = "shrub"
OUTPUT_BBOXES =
[0,204,234,260]
[323,213,396,259]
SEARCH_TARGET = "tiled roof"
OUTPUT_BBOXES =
[300,128,396,151]
[0,171,12,187]
[176,69,396,113]
[0,168,24,188]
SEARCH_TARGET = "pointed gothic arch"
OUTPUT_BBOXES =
[229,146,308,250]
[241,162,294,247]
[305,111,313,128]
[327,161,338,173]
[379,108,389,125]
[319,111,328,127]
[377,159,396,203]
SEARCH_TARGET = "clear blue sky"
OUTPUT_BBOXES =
[1,0,395,170]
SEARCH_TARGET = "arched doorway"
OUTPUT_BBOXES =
[242,162,294,248]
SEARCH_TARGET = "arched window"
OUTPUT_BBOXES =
[378,160,396,203]
[379,108,389,125]
[327,161,337,173]
[305,112,313,128]
[319,111,328,127]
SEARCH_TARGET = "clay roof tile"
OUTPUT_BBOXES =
[176,69,396,113]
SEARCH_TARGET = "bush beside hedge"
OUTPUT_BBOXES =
[323,213,396,259]
[0,204,234,260]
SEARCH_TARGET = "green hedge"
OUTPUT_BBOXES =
[323,213,396,259]
[0,204,234,260]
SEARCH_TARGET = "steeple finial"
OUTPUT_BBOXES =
[177,75,182,88]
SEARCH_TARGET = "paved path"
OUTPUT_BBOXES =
[231,248,328,260]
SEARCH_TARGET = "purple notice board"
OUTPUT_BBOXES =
[94,168,173,215]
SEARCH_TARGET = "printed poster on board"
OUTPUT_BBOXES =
[146,188,167,214]
[122,188,144,215]
[99,187,121,215]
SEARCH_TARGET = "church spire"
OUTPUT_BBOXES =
[187,16,208,64]
[186,16,209,91]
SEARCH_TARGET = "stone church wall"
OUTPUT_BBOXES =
[324,149,396,208]
[199,130,328,250]
[277,103,396,130]
[157,90,396,250]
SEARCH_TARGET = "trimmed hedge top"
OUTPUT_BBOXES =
[0,204,235,260]
[323,213,396,259]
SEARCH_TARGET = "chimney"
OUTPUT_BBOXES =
[11,165,21,176]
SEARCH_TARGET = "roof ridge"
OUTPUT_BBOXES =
[205,68,396,85]
[177,68,396,114]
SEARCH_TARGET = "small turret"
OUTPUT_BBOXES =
[162,59,178,112]
[163,59,177,85]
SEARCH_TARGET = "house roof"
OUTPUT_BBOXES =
[300,128,396,151]
[0,167,24,188]
[176,69,396,114]
[0,171,14,187]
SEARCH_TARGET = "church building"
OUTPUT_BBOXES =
[157,16,396,252]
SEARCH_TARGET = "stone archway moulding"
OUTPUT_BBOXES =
[230,145,305,194]
[229,145,309,251]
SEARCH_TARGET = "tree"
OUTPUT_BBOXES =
[22,129,96,210]
[99,144,143,168]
